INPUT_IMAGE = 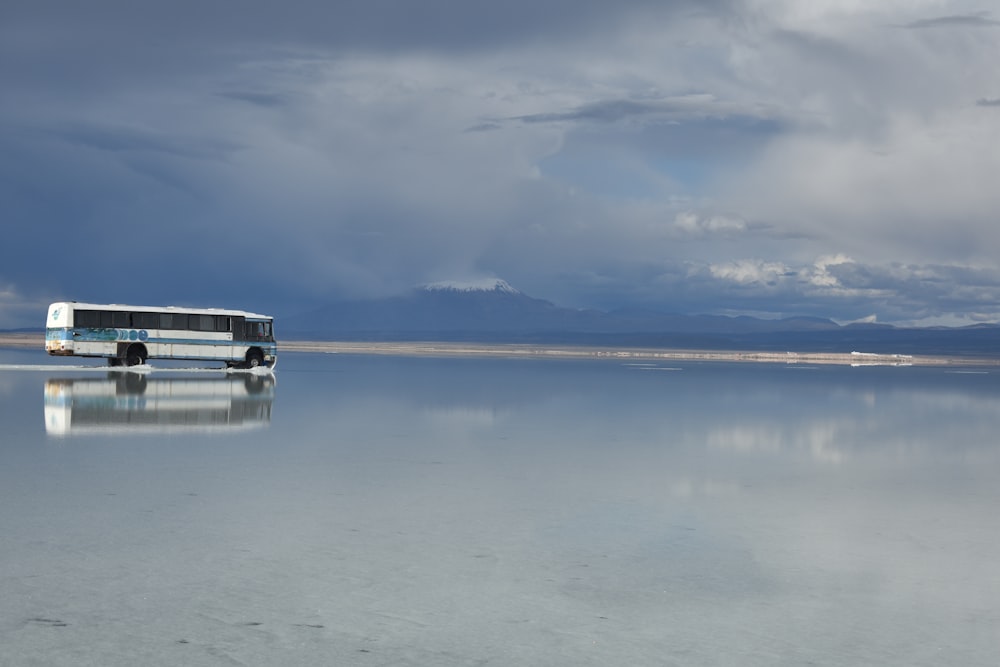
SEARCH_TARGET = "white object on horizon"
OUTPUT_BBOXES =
[421,278,520,294]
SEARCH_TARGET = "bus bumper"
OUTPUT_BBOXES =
[46,340,74,355]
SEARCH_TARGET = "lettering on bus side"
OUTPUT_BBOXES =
[114,330,149,342]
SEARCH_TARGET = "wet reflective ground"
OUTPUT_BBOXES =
[1,349,999,665]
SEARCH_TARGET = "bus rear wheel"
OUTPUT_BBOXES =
[245,350,264,368]
[125,345,147,367]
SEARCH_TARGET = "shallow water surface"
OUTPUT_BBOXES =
[1,349,998,665]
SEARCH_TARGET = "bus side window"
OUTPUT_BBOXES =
[159,313,179,330]
[76,310,100,328]
[190,314,215,331]
[100,310,128,329]
[135,312,157,329]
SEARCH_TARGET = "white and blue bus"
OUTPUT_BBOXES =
[45,302,277,368]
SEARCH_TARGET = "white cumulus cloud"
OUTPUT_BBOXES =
[709,259,790,286]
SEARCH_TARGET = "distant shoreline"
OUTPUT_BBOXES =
[4,333,998,367]
[277,340,998,367]
[0,333,43,349]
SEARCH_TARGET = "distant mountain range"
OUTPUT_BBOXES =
[283,280,1000,357]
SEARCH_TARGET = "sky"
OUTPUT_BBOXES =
[2,0,1000,328]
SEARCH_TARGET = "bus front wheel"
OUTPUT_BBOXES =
[245,350,264,368]
[125,345,147,366]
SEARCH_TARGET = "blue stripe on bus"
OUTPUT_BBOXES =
[51,329,276,350]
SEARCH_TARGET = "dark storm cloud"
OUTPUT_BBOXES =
[584,258,1000,325]
[464,122,503,133]
[1,0,730,58]
[902,13,1000,29]
[2,0,1000,328]
[516,99,688,124]
[0,0,731,112]
[511,94,785,128]
[823,262,1000,322]
[218,92,293,108]
[45,123,240,160]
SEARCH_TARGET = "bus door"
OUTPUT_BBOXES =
[232,316,246,341]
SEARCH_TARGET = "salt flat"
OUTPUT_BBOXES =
[2,351,998,665]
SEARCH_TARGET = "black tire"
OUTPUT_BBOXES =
[118,373,148,394]
[125,344,147,367]
[246,350,263,368]
[244,376,265,393]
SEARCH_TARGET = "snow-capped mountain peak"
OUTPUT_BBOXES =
[420,278,520,294]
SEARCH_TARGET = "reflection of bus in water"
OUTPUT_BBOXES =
[44,374,275,437]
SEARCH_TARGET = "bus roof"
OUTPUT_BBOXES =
[50,301,274,320]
